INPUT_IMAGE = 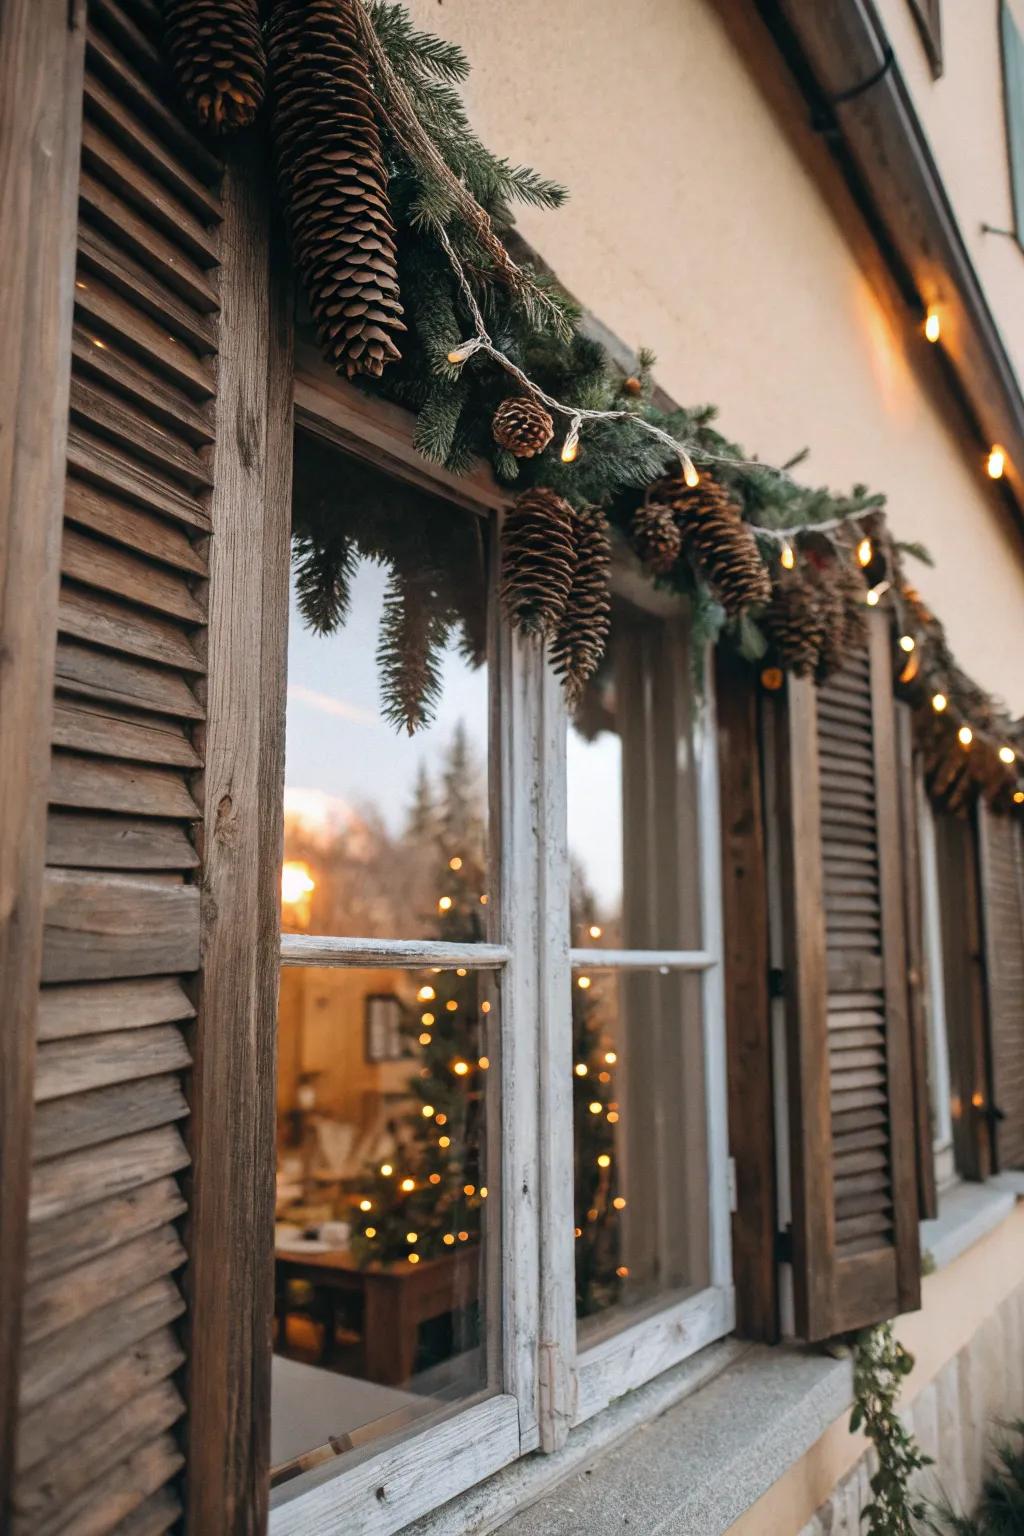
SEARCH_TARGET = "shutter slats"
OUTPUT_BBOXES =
[783,616,921,1339]
[14,13,222,1517]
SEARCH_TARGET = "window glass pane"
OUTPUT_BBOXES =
[284,432,491,941]
[567,588,700,951]
[273,964,498,1481]
[572,966,708,1340]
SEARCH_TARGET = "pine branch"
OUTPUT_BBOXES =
[413,376,469,463]
[292,527,358,635]
[365,1,470,83]
[377,566,450,734]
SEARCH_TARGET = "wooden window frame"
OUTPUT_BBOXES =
[917,785,957,1191]
[268,353,733,1524]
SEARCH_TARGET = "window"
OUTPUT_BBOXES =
[907,0,943,79]
[917,786,957,1191]
[1002,0,1024,246]
[268,355,732,1528]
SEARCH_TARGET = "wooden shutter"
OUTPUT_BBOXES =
[780,613,921,1340]
[9,4,290,1532]
[978,805,1024,1170]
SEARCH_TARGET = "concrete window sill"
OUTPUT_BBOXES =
[921,1180,1018,1273]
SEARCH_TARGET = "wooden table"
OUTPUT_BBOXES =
[275,1243,479,1386]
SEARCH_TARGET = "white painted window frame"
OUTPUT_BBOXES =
[917,776,956,1191]
[270,358,733,1527]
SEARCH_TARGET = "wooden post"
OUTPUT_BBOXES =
[184,138,293,1534]
[0,3,85,1516]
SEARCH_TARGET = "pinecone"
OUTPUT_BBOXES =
[551,509,612,705]
[500,488,577,638]
[269,0,405,380]
[648,470,771,616]
[762,573,827,677]
[163,0,266,135]
[809,558,867,682]
[492,397,555,458]
[630,500,683,575]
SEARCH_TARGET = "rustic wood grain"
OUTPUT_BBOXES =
[29,1124,190,1225]
[34,1025,190,1102]
[54,638,204,719]
[23,1224,185,1345]
[37,976,194,1040]
[66,422,209,530]
[18,1275,185,1411]
[75,243,217,388]
[41,870,200,982]
[51,697,201,768]
[17,1326,183,1473]
[977,807,1024,1169]
[64,473,209,572]
[32,1073,190,1164]
[19,1430,184,1536]
[26,1176,186,1285]
[58,582,204,673]
[185,139,293,1535]
[0,2,86,1514]
[70,329,214,451]
[46,810,199,871]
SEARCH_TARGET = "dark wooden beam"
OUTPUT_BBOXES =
[761,0,1024,530]
[0,3,85,1518]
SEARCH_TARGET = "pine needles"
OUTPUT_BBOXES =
[927,1421,1024,1536]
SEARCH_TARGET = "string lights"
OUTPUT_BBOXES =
[924,307,941,344]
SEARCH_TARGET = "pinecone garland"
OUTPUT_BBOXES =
[813,576,847,683]
[500,488,577,638]
[630,500,683,574]
[269,0,405,380]
[551,509,612,705]
[493,397,555,458]
[762,573,827,677]
[648,471,771,616]
[836,561,869,652]
[163,0,266,135]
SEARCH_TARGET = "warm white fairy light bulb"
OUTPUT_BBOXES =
[932,692,948,713]
[780,541,796,571]
[681,452,700,489]
[898,634,916,653]
[561,414,582,463]
[987,445,1006,480]
[999,745,1016,765]
[857,537,873,567]
[958,725,974,747]
[924,308,941,344]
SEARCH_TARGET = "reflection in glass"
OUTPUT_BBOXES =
[273,964,497,1480]
[285,431,490,941]
[567,590,700,951]
[572,967,707,1337]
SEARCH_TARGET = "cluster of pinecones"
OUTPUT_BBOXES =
[762,559,867,679]
[500,489,611,705]
[164,0,406,382]
[631,470,772,617]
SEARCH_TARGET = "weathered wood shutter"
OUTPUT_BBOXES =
[9,3,291,1531]
[978,806,1024,1171]
[780,613,921,1339]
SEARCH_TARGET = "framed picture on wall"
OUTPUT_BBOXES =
[364,993,404,1062]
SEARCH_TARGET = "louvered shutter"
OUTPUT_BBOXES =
[978,805,1024,1171]
[779,612,921,1340]
[10,3,289,1531]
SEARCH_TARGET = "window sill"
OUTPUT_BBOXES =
[408,1341,854,1536]
[920,1179,1018,1273]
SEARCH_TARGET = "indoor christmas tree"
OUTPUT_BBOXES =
[350,726,491,1266]
[570,863,625,1318]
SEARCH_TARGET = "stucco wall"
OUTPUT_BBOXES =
[404,0,1024,711]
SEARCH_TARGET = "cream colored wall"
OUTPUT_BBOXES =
[876,0,1024,387]
[404,0,1024,711]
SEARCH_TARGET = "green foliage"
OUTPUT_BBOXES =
[851,1323,932,1535]
[376,567,449,735]
[926,1421,1024,1536]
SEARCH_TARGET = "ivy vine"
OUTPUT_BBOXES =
[851,1323,932,1535]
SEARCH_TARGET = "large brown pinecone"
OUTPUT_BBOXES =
[630,500,683,575]
[500,488,577,638]
[269,0,405,380]
[762,573,827,677]
[551,509,612,705]
[648,470,771,616]
[493,397,554,458]
[163,0,266,135]
[836,560,869,651]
